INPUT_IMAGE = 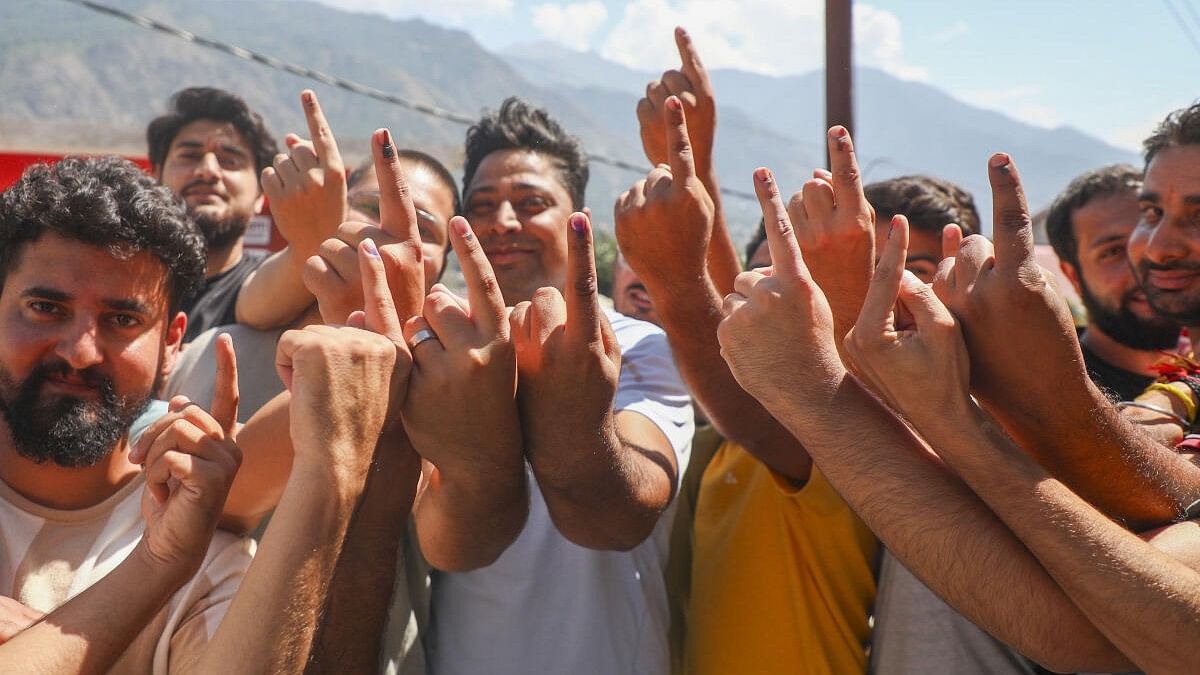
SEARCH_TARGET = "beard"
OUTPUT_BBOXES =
[1080,281,1181,351]
[0,359,154,468]
[192,210,249,252]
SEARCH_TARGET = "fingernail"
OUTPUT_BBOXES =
[452,217,472,240]
[570,213,588,236]
[362,238,380,257]
[830,126,850,148]
[302,90,314,105]
[677,26,688,37]
[888,222,895,240]
[755,167,772,183]
[381,129,394,159]
[989,153,1010,169]
[666,96,682,111]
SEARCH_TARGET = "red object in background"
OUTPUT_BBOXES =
[0,150,286,255]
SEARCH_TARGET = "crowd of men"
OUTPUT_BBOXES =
[1,24,1199,674]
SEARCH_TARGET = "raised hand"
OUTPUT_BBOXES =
[718,167,843,405]
[130,334,242,576]
[304,128,425,325]
[638,27,716,178]
[616,96,715,292]
[931,154,1082,416]
[261,90,347,257]
[786,127,876,341]
[844,215,970,417]
[510,212,621,481]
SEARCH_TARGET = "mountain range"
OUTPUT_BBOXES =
[1,0,1139,244]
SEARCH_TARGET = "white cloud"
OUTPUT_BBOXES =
[532,2,610,50]
[929,19,968,43]
[955,85,1061,129]
[598,0,926,81]
[302,0,514,25]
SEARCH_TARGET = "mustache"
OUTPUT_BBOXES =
[1137,260,1200,274]
[180,179,224,196]
[33,359,114,393]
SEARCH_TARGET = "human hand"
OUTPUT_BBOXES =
[509,212,621,474]
[717,168,844,405]
[638,27,716,177]
[616,96,715,293]
[130,334,242,578]
[261,90,347,258]
[931,154,1084,417]
[399,215,523,475]
[844,215,971,419]
[0,596,42,645]
[304,129,425,324]
[785,127,876,341]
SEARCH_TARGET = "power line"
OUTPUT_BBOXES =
[55,0,759,201]
[1162,0,1200,59]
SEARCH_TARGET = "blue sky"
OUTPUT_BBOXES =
[300,0,1200,151]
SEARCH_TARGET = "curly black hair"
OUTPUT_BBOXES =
[462,97,588,209]
[1045,164,1142,269]
[865,175,979,237]
[0,156,207,315]
[1144,100,1200,166]
[146,87,278,176]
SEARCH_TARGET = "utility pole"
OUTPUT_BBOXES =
[825,0,854,168]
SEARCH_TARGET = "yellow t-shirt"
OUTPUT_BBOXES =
[685,442,877,675]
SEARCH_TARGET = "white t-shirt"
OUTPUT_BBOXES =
[428,309,694,675]
[0,407,254,674]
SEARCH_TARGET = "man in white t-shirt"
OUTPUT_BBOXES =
[426,97,693,675]
[0,156,408,672]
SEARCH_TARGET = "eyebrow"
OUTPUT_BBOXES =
[20,287,152,314]
[1137,191,1159,202]
[1088,233,1128,249]
[466,181,553,197]
[173,139,249,157]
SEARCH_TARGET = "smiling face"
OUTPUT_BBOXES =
[155,118,263,251]
[1127,145,1200,327]
[0,233,185,467]
[463,149,574,306]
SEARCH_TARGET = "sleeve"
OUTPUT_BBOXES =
[613,326,695,488]
[165,534,255,673]
[129,400,170,447]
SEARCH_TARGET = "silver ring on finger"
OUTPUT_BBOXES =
[408,328,440,350]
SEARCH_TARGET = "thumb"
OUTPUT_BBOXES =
[210,333,239,435]
[663,96,697,181]
[858,215,908,333]
[897,269,953,330]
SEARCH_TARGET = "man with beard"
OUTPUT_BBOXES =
[1047,164,1180,401]
[148,87,280,341]
[0,156,412,672]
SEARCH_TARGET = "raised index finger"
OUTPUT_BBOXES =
[301,90,343,171]
[373,128,420,244]
[987,153,1035,274]
[565,211,603,345]
[448,216,507,334]
[663,97,696,181]
[753,167,808,279]
[827,126,866,206]
[674,26,711,93]
[859,215,910,333]
[210,332,239,436]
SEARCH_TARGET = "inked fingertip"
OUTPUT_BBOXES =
[302,90,314,105]
[570,212,589,236]
[451,216,472,240]
[361,237,381,258]
[666,96,683,111]
[989,153,1011,169]
[754,167,772,184]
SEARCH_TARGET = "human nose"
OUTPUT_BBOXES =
[486,201,522,235]
[55,318,104,371]
[193,151,221,181]
[1140,213,1190,265]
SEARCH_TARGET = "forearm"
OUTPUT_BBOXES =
[987,372,1200,528]
[530,414,672,551]
[415,453,528,571]
[308,432,423,672]
[219,392,294,533]
[756,375,1133,672]
[649,278,811,481]
[700,170,740,296]
[931,407,1200,673]
[0,546,188,674]
[187,458,363,674]
[235,249,315,329]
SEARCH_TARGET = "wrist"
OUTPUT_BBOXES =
[289,448,371,508]
[527,412,618,493]
[130,539,201,590]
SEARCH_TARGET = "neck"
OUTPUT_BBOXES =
[0,429,139,510]
[1081,326,1166,377]
[206,239,244,279]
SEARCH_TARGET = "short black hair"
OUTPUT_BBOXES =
[462,97,588,209]
[349,150,462,217]
[146,87,278,176]
[0,156,206,315]
[1045,164,1142,268]
[864,175,979,237]
[1144,100,1200,166]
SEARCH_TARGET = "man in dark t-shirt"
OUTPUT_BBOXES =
[147,87,279,341]
[1046,165,1181,402]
